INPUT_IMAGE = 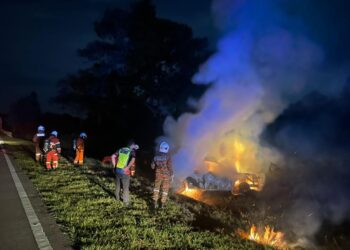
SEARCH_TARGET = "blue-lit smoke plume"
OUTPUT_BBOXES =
[164,0,325,177]
[163,0,350,245]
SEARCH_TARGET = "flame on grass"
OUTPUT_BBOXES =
[237,224,287,249]
[179,180,204,201]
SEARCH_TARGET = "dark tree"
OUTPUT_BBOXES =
[55,0,209,154]
[9,92,41,138]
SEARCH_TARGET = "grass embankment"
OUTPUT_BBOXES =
[5,136,268,249]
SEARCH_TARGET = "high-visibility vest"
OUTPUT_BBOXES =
[116,147,131,169]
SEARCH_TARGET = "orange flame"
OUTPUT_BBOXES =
[234,140,245,172]
[237,224,287,249]
[208,131,279,177]
[180,187,203,201]
[179,180,204,201]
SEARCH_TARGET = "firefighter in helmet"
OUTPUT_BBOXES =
[32,125,46,162]
[43,131,61,170]
[74,132,87,166]
[111,141,139,206]
[151,141,173,209]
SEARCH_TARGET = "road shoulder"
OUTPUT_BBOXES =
[2,139,72,249]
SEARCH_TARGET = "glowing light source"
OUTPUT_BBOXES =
[237,224,287,249]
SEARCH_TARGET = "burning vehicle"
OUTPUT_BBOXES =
[179,158,265,196]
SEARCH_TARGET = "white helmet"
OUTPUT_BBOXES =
[130,143,139,150]
[37,125,45,132]
[51,131,58,137]
[159,141,169,153]
[80,132,87,138]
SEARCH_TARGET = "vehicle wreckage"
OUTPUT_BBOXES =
[180,159,265,195]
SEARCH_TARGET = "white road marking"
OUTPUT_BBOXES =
[0,138,53,250]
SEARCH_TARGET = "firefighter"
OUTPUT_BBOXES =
[43,131,61,170]
[151,141,173,209]
[32,125,46,162]
[111,142,139,206]
[73,132,87,166]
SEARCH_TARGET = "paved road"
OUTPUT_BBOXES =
[0,144,38,249]
[0,137,71,250]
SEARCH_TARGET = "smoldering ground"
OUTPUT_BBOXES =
[262,85,350,246]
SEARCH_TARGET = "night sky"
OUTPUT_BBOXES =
[1,0,350,113]
[0,0,215,113]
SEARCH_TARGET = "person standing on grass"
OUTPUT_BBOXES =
[151,141,173,209]
[43,131,61,170]
[32,125,46,162]
[73,132,87,166]
[111,141,139,206]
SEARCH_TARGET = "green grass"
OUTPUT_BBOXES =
[5,136,270,250]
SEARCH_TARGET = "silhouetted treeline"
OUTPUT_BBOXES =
[6,92,82,145]
[7,92,41,139]
[54,0,210,155]
[0,113,10,131]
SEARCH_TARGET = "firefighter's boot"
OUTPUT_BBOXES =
[153,201,159,210]
[159,202,167,209]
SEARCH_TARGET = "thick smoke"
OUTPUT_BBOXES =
[163,0,350,244]
[164,0,326,178]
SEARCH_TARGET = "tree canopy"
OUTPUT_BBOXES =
[55,0,209,152]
